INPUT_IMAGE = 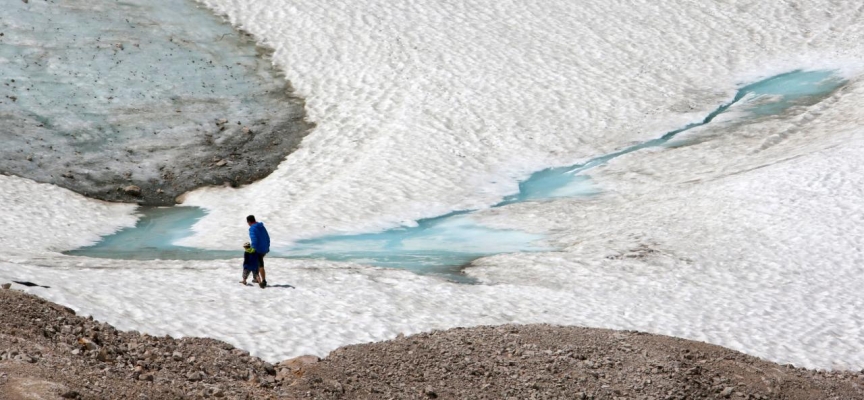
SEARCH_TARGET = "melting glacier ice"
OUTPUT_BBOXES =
[0,0,311,205]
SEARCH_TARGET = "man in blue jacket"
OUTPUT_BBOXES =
[247,215,271,288]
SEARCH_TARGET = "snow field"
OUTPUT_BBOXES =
[467,77,864,369]
[2,0,864,371]
[0,174,137,256]
[181,0,861,248]
[0,258,581,363]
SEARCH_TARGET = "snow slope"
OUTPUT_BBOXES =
[179,0,864,248]
[2,0,864,370]
[0,174,136,257]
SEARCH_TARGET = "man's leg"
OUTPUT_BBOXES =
[257,253,267,282]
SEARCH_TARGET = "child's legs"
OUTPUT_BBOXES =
[242,269,250,281]
[252,270,261,283]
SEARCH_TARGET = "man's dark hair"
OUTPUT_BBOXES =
[246,215,256,223]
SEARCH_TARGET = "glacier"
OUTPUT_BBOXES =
[2,0,864,370]
[68,69,846,284]
[0,0,311,205]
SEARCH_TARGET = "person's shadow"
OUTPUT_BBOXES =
[266,283,295,289]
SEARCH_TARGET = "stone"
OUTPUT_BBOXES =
[187,371,203,382]
[275,368,292,382]
[324,379,344,393]
[279,355,320,372]
[78,337,98,351]
[721,387,735,397]
[16,354,35,363]
[1,283,10,290]
[172,351,183,361]
[96,347,112,362]
[123,185,142,196]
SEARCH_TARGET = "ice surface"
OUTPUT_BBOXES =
[0,0,311,205]
[0,174,136,256]
[3,0,864,371]
[68,206,546,282]
[468,76,864,370]
[66,207,236,261]
[500,70,846,205]
[179,0,864,249]
[70,70,844,283]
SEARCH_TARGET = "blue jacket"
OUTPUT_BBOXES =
[249,222,270,254]
[243,249,259,271]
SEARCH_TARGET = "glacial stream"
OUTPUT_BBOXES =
[67,70,846,282]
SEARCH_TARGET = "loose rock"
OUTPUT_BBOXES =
[1,290,863,400]
[123,185,142,196]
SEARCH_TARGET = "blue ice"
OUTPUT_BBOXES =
[68,207,545,283]
[499,70,845,205]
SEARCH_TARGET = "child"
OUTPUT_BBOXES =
[241,242,264,288]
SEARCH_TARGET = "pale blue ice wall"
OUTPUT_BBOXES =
[0,0,312,204]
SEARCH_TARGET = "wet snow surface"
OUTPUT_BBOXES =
[0,0,311,205]
[3,0,864,370]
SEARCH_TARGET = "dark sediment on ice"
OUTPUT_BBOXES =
[0,0,314,205]
[2,288,863,399]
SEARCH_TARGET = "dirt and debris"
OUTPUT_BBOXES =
[1,288,862,399]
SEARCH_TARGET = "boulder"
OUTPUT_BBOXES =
[278,355,319,372]
[123,185,142,196]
